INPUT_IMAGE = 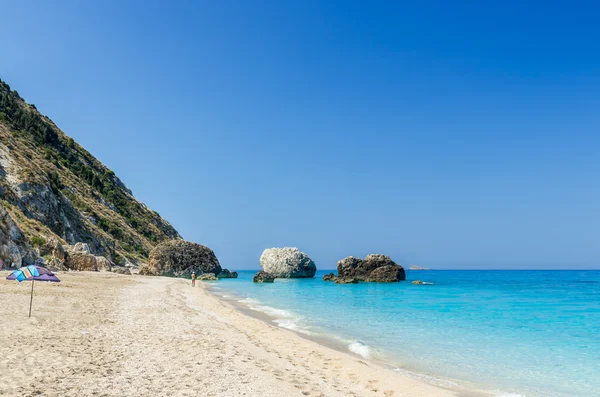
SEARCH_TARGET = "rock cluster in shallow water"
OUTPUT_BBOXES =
[253,271,275,283]
[217,269,238,279]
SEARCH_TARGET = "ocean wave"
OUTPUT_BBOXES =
[239,297,261,305]
[238,297,311,334]
[274,318,305,332]
[348,341,374,359]
[494,393,526,397]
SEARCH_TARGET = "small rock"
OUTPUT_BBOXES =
[253,271,275,283]
[217,269,238,279]
[322,273,337,281]
[197,273,218,281]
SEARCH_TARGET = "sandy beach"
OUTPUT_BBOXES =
[0,272,483,397]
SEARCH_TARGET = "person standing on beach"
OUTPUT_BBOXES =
[191,271,196,287]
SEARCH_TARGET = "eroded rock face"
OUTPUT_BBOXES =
[147,240,221,277]
[259,247,316,278]
[253,271,275,283]
[217,269,238,279]
[337,254,405,282]
[0,205,36,268]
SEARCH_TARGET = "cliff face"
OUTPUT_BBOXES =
[0,78,180,267]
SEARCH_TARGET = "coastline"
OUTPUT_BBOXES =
[1,271,488,397]
[203,282,494,397]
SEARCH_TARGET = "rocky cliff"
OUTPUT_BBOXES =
[0,78,180,268]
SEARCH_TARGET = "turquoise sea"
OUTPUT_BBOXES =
[210,270,599,397]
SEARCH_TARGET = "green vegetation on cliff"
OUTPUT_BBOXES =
[0,78,180,264]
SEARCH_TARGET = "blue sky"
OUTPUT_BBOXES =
[1,1,599,269]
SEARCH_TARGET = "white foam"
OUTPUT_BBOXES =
[237,297,311,334]
[239,297,261,305]
[494,393,526,397]
[273,318,306,332]
[348,341,373,359]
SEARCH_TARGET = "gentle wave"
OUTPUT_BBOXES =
[348,341,374,359]
[238,297,311,334]
[494,394,526,397]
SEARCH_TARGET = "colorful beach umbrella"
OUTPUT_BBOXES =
[6,265,60,317]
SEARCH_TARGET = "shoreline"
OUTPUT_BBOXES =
[201,282,493,397]
[1,271,492,396]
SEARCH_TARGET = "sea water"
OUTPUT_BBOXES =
[211,270,600,397]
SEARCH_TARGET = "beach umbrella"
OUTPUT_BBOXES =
[6,265,60,317]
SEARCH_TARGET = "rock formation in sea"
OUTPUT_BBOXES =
[322,273,337,281]
[335,277,359,284]
[146,240,221,277]
[217,269,238,279]
[197,273,218,281]
[337,254,405,282]
[259,247,317,278]
[0,78,180,269]
[253,271,275,283]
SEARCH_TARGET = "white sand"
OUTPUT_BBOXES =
[0,272,484,396]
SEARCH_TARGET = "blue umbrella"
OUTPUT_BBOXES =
[6,265,61,317]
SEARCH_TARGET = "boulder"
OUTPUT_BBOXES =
[72,242,92,254]
[52,242,67,261]
[45,257,67,272]
[138,265,153,276]
[147,240,221,277]
[337,254,405,282]
[253,271,275,283]
[259,247,316,278]
[217,269,238,279]
[322,273,337,281]
[65,249,112,272]
[113,267,132,275]
[198,273,218,281]
[335,278,359,284]
[40,238,67,261]
[365,265,405,282]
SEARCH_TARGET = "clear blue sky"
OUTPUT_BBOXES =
[1,1,599,269]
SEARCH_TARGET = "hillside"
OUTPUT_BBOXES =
[0,78,180,267]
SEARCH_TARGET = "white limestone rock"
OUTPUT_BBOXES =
[259,247,316,278]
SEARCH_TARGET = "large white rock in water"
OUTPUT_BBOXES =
[260,247,317,278]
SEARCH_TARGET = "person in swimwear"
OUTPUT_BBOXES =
[191,271,196,287]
